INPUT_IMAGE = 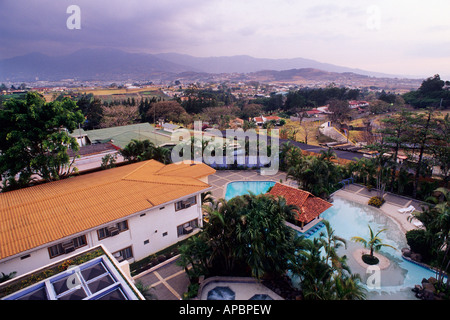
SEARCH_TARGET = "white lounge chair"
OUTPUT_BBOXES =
[413,220,424,228]
[398,205,415,214]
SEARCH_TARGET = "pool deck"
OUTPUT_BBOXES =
[332,184,428,233]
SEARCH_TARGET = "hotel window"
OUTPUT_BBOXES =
[112,247,133,263]
[175,196,197,211]
[177,219,198,237]
[97,220,128,240]
[48,235,87,259]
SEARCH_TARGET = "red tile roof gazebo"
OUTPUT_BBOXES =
[267,183,332,227]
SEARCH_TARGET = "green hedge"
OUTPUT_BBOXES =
[406,229,430,260]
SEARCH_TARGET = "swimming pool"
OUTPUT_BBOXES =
[224,181,439,300]
[224,181,276,201]
[307,196,438,300]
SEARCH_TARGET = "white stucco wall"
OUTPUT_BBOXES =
[0,194,203,278]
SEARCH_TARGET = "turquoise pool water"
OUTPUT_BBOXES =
[224,181,276,201]
[306,196,438,300]
[224,181,440,300]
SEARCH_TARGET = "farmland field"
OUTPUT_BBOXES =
[78,87,160,96]
[75,87,170,104]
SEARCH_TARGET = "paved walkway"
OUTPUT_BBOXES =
[133,256,189,300]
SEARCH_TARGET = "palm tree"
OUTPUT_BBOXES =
[279,141,294,171]
[201,193,299,280]
[201,198,242,275]
[134,280,157,300]
[177,235,212,283]
[319,220,348,271]
[333,273,367,300]
[283,144,304,169]
[294,237,334,300]
[319,148,337,162]
[120,139,156,162]
[201,191,214,206]
[152,146,172,164]
[367,143,396,198]
[292,222,366,300]
[287,153,342,198]
[351,225,396,263]
[0,271,16,283]
[412,187,450,288]
[355,157,376,187]
[234,193,298,279]
[243,120,257,130]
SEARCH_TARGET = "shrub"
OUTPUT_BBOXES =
[368,196,384,208]
[362,254,379,265]
[406,229,430,260]
[183,283,199,300]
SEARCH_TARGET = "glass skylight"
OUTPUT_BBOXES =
[3,255,140,300]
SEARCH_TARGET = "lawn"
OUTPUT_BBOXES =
[79,87,160,96]
[283,119,323,146]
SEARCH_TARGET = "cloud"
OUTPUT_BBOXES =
[0,0,449,77]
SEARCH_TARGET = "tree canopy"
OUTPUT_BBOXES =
[403,74,450,109]
[177,193,366,300]
[0,92,84,190]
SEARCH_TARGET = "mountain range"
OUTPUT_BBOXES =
[0,48,418,83]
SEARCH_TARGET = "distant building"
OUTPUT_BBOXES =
[316,106,332,114]
[229,117,244,128]
[348,100,369,109]
[305,109,323,117]
[162,123,182,133]
[72,128,91,147]
[252,115,281,125]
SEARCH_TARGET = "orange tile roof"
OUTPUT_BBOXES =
[0,160,215,260]
[267,183,332,224]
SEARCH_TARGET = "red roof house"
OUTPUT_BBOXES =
[306,109,321,116]
[265,116,281,122]
[267,183,332,226]
[252,115,281,125]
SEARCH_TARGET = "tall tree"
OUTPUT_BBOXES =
[364,143,396,198]
[100,104,139,128]
[0,92,84,190]
[379,110,412,192]
[286,148,342,198]
[403,74,450,109]
[147,100,191,125]
[430,114,450,184]
[408,108,439,198]
[76,93,103,130]
[327,99,350,127]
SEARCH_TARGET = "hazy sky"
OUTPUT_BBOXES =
[1,0,450,78]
